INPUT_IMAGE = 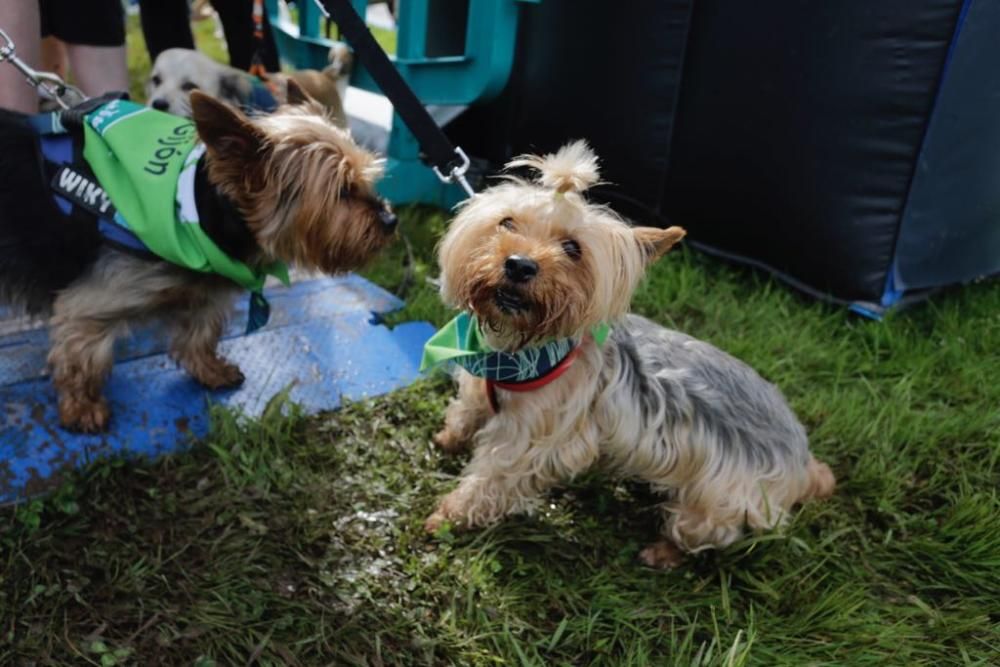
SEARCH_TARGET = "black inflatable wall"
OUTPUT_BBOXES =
[447,0,1000,314]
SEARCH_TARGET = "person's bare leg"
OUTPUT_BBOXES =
[0,3,41,112]
[40,37,69,81]
[65,44,128,97]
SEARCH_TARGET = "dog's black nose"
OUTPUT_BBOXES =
[378,208,398,232]
[151,98,169,111]
[504,255,538,283]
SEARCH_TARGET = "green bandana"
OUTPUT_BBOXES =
[81,100,289,330]
[420,312,610,383]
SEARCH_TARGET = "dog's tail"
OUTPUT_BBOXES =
[801,456,836,501]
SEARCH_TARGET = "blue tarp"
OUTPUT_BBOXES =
[0,275,435,503]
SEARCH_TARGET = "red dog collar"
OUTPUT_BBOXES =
[485,344,583,413]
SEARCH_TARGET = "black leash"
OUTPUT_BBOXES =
[310,0,474,197]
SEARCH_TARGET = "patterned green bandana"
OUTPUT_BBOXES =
[420,312,610,383]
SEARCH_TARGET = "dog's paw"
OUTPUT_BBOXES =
[208,361,246,389]
[59,396,111,433]
[425,493,469,534]
[424,511,448,534]
[432,427,467,454]
[638,540,685,569]
[190,358,245,390]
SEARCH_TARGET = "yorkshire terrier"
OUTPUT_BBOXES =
[0,83,395,432]
[423,141,835,567]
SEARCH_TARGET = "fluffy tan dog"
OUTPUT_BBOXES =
[424,141,835,567]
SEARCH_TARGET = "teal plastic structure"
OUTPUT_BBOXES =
[265,0,535,207]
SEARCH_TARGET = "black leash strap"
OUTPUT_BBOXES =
[311,0,473,195]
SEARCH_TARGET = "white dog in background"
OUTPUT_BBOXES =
[145,44,352,126]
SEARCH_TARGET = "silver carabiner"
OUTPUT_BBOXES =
[0,27,85,110]
[432,146,475,198]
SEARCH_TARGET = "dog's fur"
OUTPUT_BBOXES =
[425,141,835,567]
[0,84,394,432]
[146,45,352,126]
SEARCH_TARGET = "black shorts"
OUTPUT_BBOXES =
[39,0,126,47]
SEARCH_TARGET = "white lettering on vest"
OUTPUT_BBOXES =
[57,169,83,192]
[98,191,113,214]
[83,182,103,207]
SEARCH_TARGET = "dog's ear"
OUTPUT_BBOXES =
[506,140,601,194]
[633,226,686,263]
[190,90,267,162]
[327,43,353,76]
[285,79,315,106]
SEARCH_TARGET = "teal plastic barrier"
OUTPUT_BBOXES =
[265,0,535,207]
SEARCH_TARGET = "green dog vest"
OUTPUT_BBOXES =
[81,99,288,331]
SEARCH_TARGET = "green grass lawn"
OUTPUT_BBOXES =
[2,15,999,667]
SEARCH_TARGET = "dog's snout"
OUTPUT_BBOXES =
[151,98,170,112]
[504,255,539,283]
[378,207,398,232]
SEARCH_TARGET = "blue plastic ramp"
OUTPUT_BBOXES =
[0,275,435,503]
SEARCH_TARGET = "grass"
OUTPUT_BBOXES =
[2,14,999,667]
[3,223,998,665]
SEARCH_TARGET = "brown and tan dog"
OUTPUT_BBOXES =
[0,84,394,432]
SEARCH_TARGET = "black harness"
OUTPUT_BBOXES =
[30,98,156,260]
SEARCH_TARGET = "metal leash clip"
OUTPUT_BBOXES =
[0,27,85,110]
[432,146,475,198]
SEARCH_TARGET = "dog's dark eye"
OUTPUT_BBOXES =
[499,217,515,231]
[561,239,582,260]
[151,74,161,87]
[181,81,199,92]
